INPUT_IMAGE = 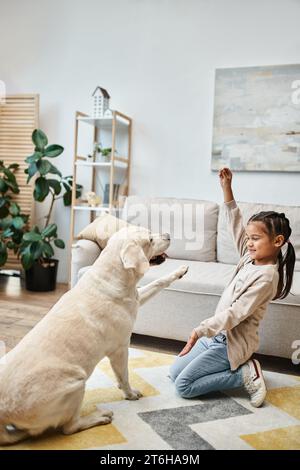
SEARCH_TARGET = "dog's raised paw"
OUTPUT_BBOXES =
[177,265,189,279]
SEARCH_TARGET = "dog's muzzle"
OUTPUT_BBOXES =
[150,253,168,266]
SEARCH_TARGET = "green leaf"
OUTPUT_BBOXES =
[32,129,48,150]
[0,198,6,209]
[47,162,62,177]
[21,251,34,270]
[23,231,43,242]
[101,147,112,156]
[25,152,43,164]
[62,175,72,185]
[12,216,25,230]
[0,215,11,229]
[41,223,57,238]
[37,159,52,175]
[8,163,19,170]
[0,178,8,193]
[5,180,19,194]
[26,162,38,182]
[42,241,54,258]
[63,190,71,206]
[76,184,82,197]
[20,240,30,251]
[34,177,49,202]
[61,176,83,206]
[54,238,65,249]
[2,228,14,238]
[3,168,17,184]
[9,202,20,216]
[30,241,44,260]
[45,144,64,158]
[48,179,61,195]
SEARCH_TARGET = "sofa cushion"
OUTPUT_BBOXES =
[137,258,235,295]
[71,239,101,288]
[78,258,300,305]
[217,201,300,271]
[121,196,219,262]
[77,213,133,249]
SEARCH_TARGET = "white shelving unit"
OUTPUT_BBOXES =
[77,115,129,130]
[70,109,132,245]
[75,161,127,169]
[72,205,110,212]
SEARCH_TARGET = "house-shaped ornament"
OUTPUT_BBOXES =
[92,86,111,118]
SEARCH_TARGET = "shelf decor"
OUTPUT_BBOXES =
[70,109,132,252]
[92,86,112,118]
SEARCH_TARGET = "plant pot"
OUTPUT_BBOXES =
[24,259,59,292]
[95,152,111,163]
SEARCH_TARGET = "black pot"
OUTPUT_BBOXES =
[24,259,59,292]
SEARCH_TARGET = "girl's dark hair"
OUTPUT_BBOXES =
[248,211,295,300]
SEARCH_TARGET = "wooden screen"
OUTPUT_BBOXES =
[0,94,39,269]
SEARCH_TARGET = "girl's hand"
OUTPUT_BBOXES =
[178,330,199,356]
[218,167,232,188]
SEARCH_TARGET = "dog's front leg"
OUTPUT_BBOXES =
[109,346,142,400]
[138,265,188,306]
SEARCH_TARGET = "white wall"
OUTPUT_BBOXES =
[1,0,300,281]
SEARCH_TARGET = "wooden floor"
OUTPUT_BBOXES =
[0,275,69,351]
[0,274,299,376]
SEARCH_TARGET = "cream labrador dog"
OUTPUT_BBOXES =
[0,226,188,445]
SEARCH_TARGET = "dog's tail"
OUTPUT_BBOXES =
[0,420,29,446]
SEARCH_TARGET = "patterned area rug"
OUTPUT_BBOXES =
[1,348,300,450]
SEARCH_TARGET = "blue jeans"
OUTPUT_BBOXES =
[169,334,244,398]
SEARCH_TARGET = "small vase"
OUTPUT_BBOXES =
[101,154,111,162]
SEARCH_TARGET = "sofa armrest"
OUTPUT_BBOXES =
[70,239,101,288]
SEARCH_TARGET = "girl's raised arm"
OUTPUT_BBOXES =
[219,167,248,257]
[219,167,234,203]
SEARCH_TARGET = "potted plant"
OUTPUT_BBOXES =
[99,147,112,162]
[20,129,82,291]
[88,142,113,162]
[0,161,29,266]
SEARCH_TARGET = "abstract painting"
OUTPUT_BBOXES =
[211,64,300,172]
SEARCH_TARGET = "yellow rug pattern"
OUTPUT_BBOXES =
[1,349,299,450]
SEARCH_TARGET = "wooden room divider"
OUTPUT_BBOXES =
[0,94,39,270]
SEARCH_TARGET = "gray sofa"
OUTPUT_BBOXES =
[71,196,300,360]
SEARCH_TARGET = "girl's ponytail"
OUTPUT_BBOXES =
[276,241,296,300]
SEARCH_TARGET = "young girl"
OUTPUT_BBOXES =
[170,167,296,407]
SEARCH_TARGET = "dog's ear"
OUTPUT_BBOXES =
[120,240,150,275]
